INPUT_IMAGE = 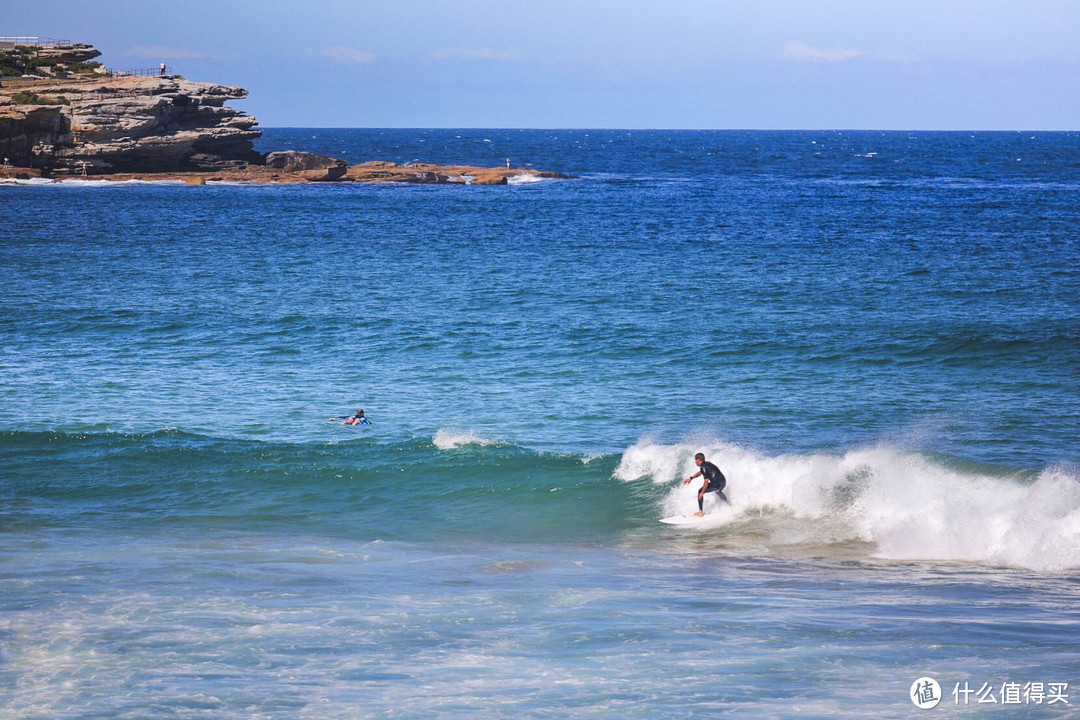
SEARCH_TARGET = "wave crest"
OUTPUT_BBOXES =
[616,439,1080,571]
[432,428,497,450]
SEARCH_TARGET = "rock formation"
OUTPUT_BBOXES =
[32,43,102,65]
[1,42,571,184]
[1,73,261,173]
[344,161,568,185]
[264,151,347,181]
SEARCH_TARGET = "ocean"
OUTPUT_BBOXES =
[1,129,1078,718]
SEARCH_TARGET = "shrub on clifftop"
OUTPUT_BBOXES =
[8,90,69,106]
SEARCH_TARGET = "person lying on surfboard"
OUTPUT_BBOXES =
[682,452,729,516]
[329,409,372,426]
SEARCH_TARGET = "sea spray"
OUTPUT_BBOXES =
[433,428,497,450]
[858,460,1080,570]
[614,438,1080,570]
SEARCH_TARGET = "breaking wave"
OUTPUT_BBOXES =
[616,439,1080,571]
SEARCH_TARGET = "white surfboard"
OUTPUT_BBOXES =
[659,514,712,525]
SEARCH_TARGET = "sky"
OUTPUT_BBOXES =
[5,0,1079,129]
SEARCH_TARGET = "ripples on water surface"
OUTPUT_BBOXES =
[1,130,1078,717]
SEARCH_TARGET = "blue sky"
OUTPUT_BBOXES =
[6,0,1079,129]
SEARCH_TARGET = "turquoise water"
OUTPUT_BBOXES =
[1,130,1078,717]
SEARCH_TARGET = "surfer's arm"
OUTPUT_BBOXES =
[683,470,702,485]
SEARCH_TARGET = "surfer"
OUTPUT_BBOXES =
[330,409,372,426]
[682,452,729,516]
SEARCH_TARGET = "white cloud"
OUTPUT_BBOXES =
[432,47,518,61]
[321,46,376,64]
[781,42,862,63]
[125,45,209,60]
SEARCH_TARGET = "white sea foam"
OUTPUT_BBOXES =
[433,428,495,450]
[616,439,1080,570]
[506,173,546,185]
[0,177,186,187]
[0,177,54,185]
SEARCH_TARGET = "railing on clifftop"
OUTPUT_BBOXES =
[0,37,72,50]
[111,67,171,78]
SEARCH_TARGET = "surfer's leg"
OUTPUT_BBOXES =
[718,490,729,504]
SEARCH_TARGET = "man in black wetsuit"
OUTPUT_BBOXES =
[682,452,729,516]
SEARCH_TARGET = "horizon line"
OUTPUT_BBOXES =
[254,126,1077,133]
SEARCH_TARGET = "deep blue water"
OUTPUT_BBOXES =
[1,130,1078,717]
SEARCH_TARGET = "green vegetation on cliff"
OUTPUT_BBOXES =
[0,46,102,77]
[8,90,70,105]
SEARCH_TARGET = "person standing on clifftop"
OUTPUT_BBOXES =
[160,61,166,77]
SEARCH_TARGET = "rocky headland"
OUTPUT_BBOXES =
[1,74,261,174]
[0,42,568,184]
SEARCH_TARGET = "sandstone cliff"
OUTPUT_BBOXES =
[0,74,260,173]
[1,42,570,184]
